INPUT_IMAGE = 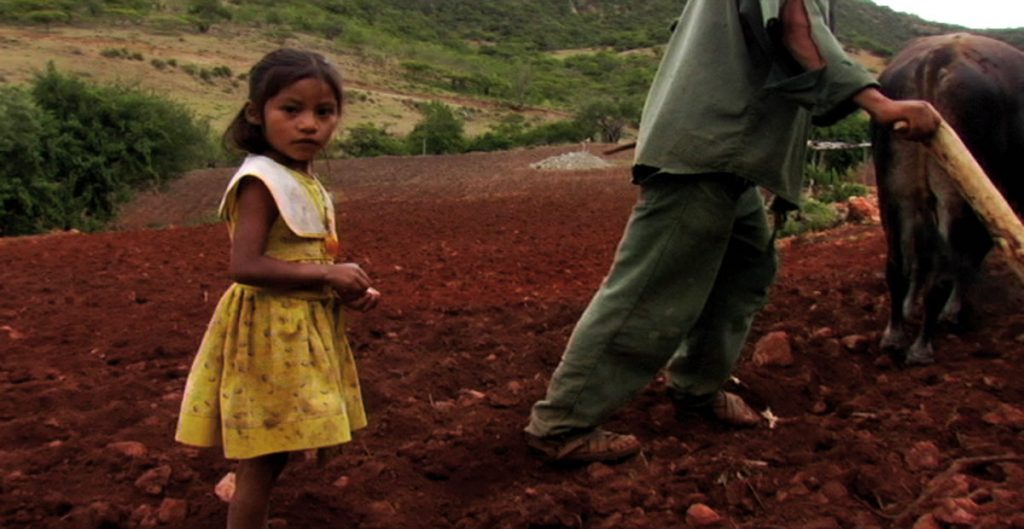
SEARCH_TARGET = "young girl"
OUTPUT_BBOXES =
[175,48,380,529]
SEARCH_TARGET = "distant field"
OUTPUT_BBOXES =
[0,24,564,138]
[0,22,891,143]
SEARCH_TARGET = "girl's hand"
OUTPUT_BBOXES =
[324,263,371,297]
[342,287,381,312]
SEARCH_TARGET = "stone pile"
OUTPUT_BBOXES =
[530,151,614,171]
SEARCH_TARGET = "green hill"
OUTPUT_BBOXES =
[4,0,1022,235]
[835,0,1024,55]
[1,0,1022,136]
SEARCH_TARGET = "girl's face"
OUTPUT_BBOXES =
[248,77,340,172]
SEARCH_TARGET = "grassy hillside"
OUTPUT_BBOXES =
[0,24,570,137]
[836,0,1024,55]
[1,0,1022,139]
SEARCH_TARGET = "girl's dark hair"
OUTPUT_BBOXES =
[224,48,344,154]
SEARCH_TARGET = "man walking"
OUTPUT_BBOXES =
[525,0,939,463]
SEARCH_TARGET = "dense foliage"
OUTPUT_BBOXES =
[0,66,213,235]
[4,1,1020,53]
[0,87,55,235]
[338,104,595,158]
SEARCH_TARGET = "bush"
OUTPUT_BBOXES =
[24,9,70,26]
[406,101,466,155]
[0,87,59,235]
[0,64,215,233]
[519,119,591,146]
[466,114,528,152]
[339,123,407,158]
[101,47,144,61]
[187,0,231,32]
[809,114,871,174]
[778,197,843,238]
[466,131,517,152]
[815,181,869,204]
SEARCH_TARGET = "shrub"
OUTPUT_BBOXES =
[520,119,591,146]
[210,65,232,78]
[804,114,872,207]
[339,123,407,158]
[809,114,871,174]
[406,101,466,155]
[0,87,59,235]
[187,0,231,33]
[17,64,214,232]
[466,131,517,153]
[101,47,144,61]
[24,9,70,26]
[814,181,869,205]
[778,197,843,238]
[465,114,528,152]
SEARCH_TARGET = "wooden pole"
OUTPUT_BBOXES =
[914,119,1024,283]
[603,142,636,155]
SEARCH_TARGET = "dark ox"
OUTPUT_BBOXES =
[873,33,1024,364]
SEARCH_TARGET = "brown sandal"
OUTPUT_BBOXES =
[675,391,762,428]
[526,429,641,464]
[708,391,762,427]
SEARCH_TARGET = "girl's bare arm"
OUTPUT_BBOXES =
[228,177,371,294]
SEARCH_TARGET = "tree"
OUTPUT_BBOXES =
[575,97,641,143]
[809,114,871,173]
[406,101,466,155]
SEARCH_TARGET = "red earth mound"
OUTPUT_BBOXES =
[2,146,1023,529]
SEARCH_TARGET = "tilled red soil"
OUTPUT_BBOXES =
[2,146,1023,529]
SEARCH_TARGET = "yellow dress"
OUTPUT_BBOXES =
[175,165,366,460]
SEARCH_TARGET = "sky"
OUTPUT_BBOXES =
[869,1,1024,29]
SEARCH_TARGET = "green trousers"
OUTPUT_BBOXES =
[526,173,777,438]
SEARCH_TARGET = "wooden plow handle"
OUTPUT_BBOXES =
[909,118,1024,283]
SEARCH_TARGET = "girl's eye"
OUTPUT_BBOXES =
[281,106,299,114]
[316,106,338,117]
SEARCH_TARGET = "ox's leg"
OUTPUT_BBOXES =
[880,230,913,353]
[877,144,927,354]
[932,163,993,330]
[906,271,953,365]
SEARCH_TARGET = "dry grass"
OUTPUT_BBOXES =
[0,22,886,141]
[0,23,562,137]
[846,47,890,74]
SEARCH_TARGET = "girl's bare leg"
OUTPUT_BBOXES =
[227,452,288,529]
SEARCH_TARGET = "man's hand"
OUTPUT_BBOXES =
[854,87,941,141]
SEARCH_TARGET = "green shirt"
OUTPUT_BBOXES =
[634,0,877,205]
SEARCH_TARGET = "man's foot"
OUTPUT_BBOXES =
[525,429,641,464]
[674,391,762,427]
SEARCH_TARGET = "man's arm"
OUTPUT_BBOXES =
[779,0,940,140]
[780,0,825,71]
